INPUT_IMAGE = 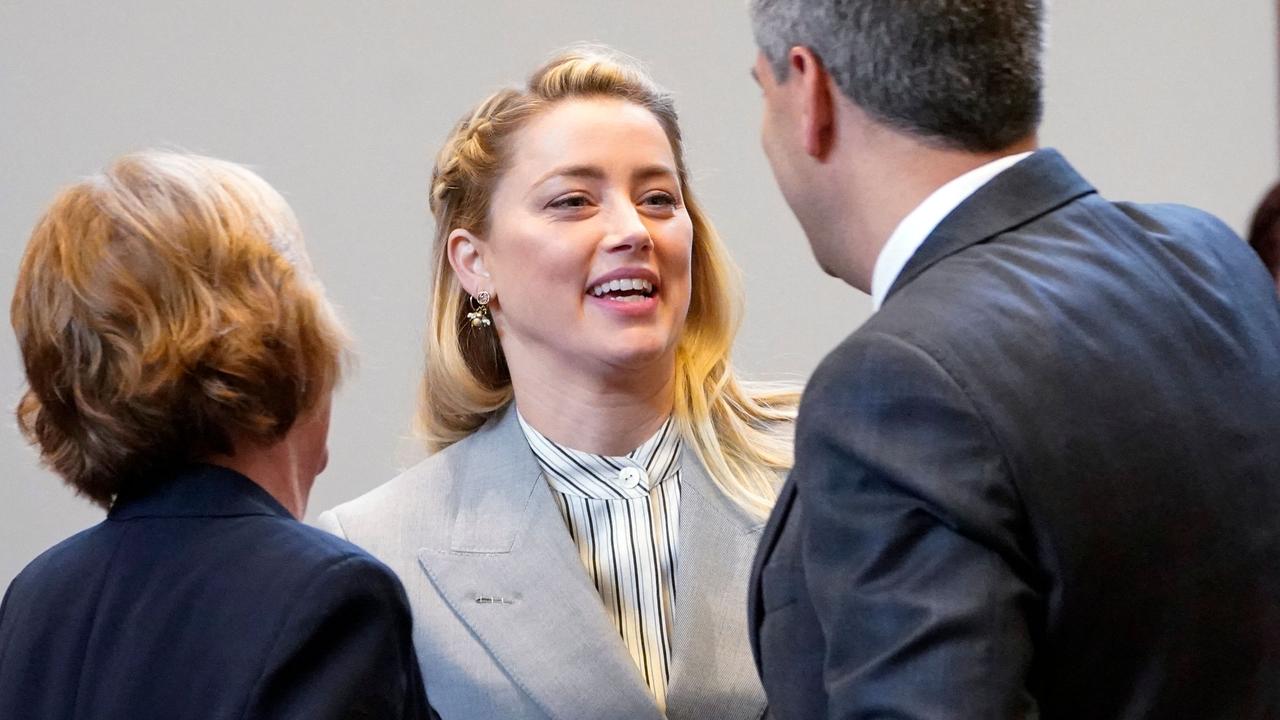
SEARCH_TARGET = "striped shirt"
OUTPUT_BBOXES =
[517,412,682,710]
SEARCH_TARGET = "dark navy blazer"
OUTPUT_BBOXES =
[750,150,1280,719]
[0,463,434,720]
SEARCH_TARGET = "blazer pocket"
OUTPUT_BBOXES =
[759,558,801,613]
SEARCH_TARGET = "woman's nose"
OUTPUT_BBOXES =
[602,204,653,253]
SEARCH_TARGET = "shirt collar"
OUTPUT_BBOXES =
[516,410,683,500]
[870,151,1033,310]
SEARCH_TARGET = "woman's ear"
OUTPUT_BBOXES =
[447,228,491,296]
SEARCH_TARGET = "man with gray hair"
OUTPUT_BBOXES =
[745,1,1280,718]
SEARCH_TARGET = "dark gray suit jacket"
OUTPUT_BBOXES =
[749,149,1280,720]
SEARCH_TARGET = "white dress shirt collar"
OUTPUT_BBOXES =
[870,151,1033,310]
[516,410,682,500]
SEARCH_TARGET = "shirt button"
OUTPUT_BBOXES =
[618,467,644,488]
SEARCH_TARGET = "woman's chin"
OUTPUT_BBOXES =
[587,339,678,376]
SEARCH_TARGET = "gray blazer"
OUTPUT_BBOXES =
[317,405,768,720]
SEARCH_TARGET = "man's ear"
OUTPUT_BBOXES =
[447,228,491,297]
[790,46,835,159]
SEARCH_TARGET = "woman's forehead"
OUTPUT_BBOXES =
[506,98,677,178]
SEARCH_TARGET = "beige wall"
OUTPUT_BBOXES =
[1,0,1275,587]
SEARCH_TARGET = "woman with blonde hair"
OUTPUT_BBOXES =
[319,45,795,719]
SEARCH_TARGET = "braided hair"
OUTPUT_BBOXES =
[420,45,797,518]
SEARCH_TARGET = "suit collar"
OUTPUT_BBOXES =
[442,406,763,547]
[675,445,765,536]
[871,151,1032,309]
[884,148,1096,304]
[108,463,292,521]
[443,405,545,554]
[747,475,797,671]
[419,405,665,719]
[418,405,766,719]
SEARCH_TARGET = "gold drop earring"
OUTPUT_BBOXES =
[467,290,492,328]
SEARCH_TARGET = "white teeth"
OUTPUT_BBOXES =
[587,277,656,296]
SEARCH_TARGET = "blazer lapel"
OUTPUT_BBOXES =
[746,475,796,672]
[885,148,1097,303]
[666,450,769,720]
[416,407,663,720]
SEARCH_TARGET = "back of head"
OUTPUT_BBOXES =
[12,151,349,508]
[750,0,1045,151]
[1249,181,1280,282]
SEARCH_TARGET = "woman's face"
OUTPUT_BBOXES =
[465,98,694,382]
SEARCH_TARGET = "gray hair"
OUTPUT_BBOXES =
[749,0,1045,152]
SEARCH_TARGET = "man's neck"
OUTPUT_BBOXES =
[826,129,1039,290]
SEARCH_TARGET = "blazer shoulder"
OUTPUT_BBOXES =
[2,523,107,610]
[1112,200,1237,237]
[1113,200,1264,271]
[803,326,955,407]
[318,438,475,552]
[280,517,399,568]
[287,546,409,605]
[170,512,407,600]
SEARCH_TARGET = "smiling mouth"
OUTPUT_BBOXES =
[587,277,657,303]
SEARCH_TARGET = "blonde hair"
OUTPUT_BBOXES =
[422,46,798,517]
[11,150,349,508]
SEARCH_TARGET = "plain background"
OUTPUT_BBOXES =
[1,0,1276,589]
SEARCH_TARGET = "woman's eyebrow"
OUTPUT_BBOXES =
[530,164,677,192]
[533,164,606,187]
[632,165,678,183]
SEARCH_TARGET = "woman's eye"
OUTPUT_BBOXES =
[549,194,591,209]
[641,192,678,207]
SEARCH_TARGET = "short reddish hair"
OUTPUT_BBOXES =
[12,151,349,508]
[1248,181,1280,280]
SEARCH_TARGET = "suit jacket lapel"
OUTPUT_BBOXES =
[666,450,769,720]
[747,475,796,672]
[885,148,1097,303]
[416,407,662,720]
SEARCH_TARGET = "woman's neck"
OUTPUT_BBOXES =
[508,355,676,456]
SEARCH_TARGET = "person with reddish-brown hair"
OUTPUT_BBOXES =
[0,150,436,720]
[1248,181,1280,289]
